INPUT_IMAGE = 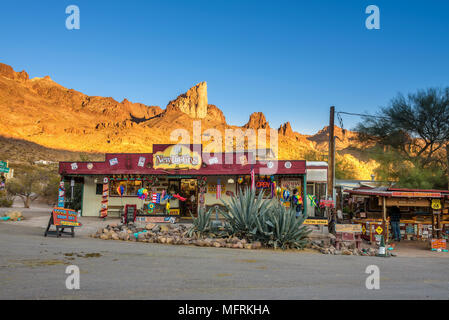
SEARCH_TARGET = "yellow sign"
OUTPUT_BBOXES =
[304,219,328,225]
[431,199,442,210]
[153,145,202,170]
[362,226,366,233]
[376,226,383,235]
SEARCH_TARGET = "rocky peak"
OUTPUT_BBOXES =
[278,122,294,136]
[166,81,208,118]
[0,63,29,81]
[244,112,269,130]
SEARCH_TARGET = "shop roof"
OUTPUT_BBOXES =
[346,187,449,198]
[59,152,306,176]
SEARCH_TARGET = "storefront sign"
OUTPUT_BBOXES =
[255,180,270,189]
[280,178,301,189]
[153,145,202,170]
[52,207,81,227]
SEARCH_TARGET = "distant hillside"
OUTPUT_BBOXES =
[0,62,377,178]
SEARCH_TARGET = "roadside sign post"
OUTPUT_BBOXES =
[44,207,82,238]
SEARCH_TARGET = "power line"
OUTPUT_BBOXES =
[336,111,388,120]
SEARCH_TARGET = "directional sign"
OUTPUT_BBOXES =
[0,167,9,173]
[0,161,7,168]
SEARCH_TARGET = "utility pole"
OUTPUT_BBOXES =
[327,106,335,200]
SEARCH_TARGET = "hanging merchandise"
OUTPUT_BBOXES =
[173,194,187,201]
[308,194,318,208]
[238,177,244,184]
[161,189,166,200]
[283,189,290,202]
[276,186,282,197]
[147,202,155,214]
[137,188,148,200]
[166,201,170,214]
[216,179,222,199]
[117,185,125,197]
[271,181,276,198]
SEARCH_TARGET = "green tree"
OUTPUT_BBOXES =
[356,87,449,189]
[6,164,60,208]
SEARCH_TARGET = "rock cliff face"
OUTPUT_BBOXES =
[166,81,208,118]
[244,112,270,130]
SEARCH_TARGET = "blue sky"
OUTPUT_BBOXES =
[1,0,448,134]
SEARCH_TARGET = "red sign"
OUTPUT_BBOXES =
[392,192,441,198]
[256,180,270,189]
[52,207,81,227]
[319,200,335,208]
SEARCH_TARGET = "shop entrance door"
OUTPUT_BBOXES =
[180,179,198,218]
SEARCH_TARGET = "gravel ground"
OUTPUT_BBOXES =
[1,215,449,299]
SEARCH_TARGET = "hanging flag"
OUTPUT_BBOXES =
[216,179,222,199]
[250,167,255,191]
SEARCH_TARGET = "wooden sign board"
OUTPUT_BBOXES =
[124,204,137,224]
[304,219,328,225]
[52,207,81,227]
[382,198,430,207]
[44,207,81,238]
[335,224,362,233]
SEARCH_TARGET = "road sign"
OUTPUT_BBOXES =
[0,167,9,173]
[376,226,383,235]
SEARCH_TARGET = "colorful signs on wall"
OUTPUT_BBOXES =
[135,216,177,223]
[153,145,202,170]
[52,207,81,227]
[100,178,109,218]
[58,180,65,207]
[391,191,441,198]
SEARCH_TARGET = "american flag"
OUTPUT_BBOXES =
[216,179,221,199]
[250,167,255,191]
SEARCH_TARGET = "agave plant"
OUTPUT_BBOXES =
[220,187,272,239]
[187,207,213,238]
[256,203,311,249]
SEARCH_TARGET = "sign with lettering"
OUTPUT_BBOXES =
[255,180,270,189]
[335,224,362,233]
[304,219,328,225]
[135,216,177,223]
[52,207,81,227]
[392,192,441,198]
[280,178,301,189]
[153,145,202,170]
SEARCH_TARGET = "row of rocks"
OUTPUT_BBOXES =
[91,223,262,249]
[307,240,379,256]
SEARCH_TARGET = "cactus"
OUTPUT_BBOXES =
[220,187,272,239]
[187,207,213,238]
[221,187,311,249]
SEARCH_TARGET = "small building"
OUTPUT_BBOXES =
[58,144,313,223]
[347,187,449,244]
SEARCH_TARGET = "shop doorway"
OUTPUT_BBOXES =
[180,179,198,218]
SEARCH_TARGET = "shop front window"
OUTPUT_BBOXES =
[109,180,142,196]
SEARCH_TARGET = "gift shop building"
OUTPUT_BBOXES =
[59,144,326,223]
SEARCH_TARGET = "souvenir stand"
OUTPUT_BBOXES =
[347,187,449,250]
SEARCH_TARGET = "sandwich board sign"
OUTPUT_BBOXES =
[44,207,82,237]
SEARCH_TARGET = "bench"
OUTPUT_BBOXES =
[98,205,124,218]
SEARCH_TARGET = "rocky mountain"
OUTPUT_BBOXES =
[0,62,376,178]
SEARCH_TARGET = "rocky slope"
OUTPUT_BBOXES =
[0,62,375,178]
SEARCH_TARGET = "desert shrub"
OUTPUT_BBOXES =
[221,187,311,249]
